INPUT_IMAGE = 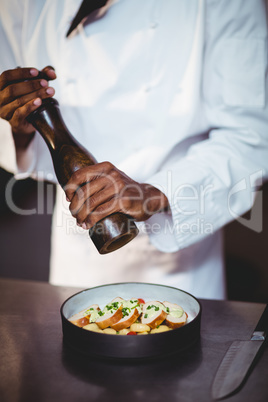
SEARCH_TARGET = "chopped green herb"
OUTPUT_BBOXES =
[85,306,99,315]
[98,311,105,316]
[155,307,159,311]
[122,307,131,317]
[144,314,148,318]
[166,307,170,313]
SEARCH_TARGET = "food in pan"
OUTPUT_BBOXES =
[69,297,188,335]
[68,304,100,327]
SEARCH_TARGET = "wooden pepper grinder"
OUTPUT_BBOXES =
[27,97,138,254]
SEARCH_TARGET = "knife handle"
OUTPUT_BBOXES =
[251,304,268,340]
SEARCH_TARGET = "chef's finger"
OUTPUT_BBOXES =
[0,67,39,90]
[72,186,117,225]
[0,79,50,107]
[65,166,99,201]
[83,190,145,228]
[10,97,44,127]
[68,173,111,215]
[83,199,125,229]
[0,86,55,121]
[40,65,57,80]
[65,162,117,201]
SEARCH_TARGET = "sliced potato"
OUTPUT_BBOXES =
[130,323,151,333]
[102,328,117,335]
[150,325,170,334]
[137,331,149,335]
[118,328,130,335]
[83,323,102,333]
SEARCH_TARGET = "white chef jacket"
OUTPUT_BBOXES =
[0,0,268,299]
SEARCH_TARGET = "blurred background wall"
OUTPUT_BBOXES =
[0,168,55,282]
[224,184,268,303]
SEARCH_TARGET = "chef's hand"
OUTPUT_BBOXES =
[0,66,56,149]
[65,162,169,228]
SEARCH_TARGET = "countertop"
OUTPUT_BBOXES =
[0,278,267,402]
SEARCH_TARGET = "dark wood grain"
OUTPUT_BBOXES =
[27,98,138,254]
[0,278,267,402]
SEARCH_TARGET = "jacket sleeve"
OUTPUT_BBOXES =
[144,0,268,252]
[0,0,23,175]
[0,0,55,182]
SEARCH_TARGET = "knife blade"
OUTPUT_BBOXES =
[211,304,268,400]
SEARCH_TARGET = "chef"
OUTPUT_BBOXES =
[0,0,267,299]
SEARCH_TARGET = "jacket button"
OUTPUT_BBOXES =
[150,22,159,29]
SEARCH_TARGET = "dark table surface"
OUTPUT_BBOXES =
[0,278,267,402]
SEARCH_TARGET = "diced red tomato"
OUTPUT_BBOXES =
[137,298,145,304]
[127,331,137,335]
